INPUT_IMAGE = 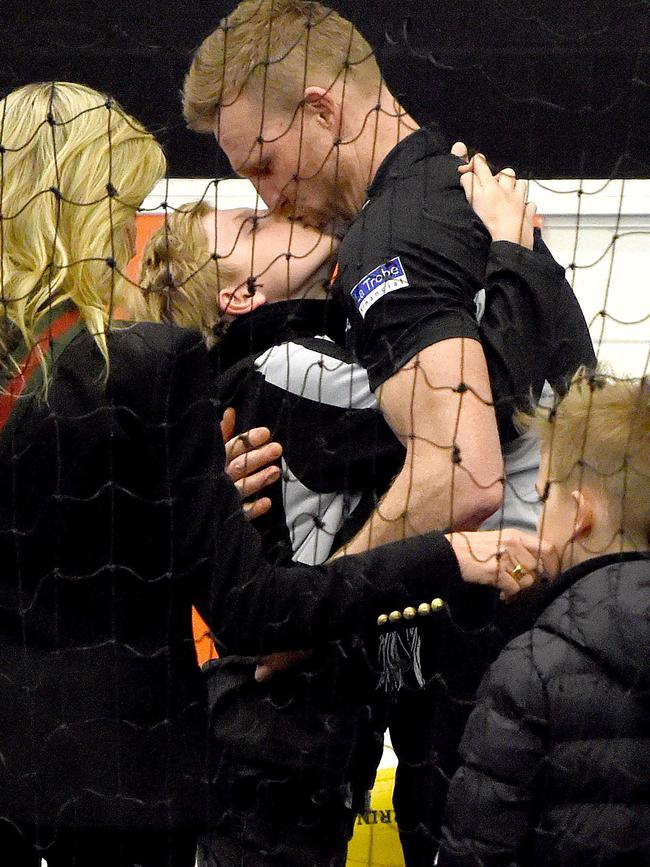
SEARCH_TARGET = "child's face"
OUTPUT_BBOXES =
[536,449,579,565]
[202,208,338,309]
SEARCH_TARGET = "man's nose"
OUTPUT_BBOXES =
[260,183,289,213]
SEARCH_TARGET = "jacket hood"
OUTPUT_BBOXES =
[537,552,650,704]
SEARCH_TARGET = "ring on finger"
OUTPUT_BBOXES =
[508,562,530,582]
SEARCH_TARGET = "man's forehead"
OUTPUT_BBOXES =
[216,98,295,169]
[215,99,261,165]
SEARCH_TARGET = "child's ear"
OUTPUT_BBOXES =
[218,282,267,317]
[570,488,594,541]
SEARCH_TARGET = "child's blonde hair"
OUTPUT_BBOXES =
[137,202,236,344]
[520,367,650,528]
[0,81,166,375]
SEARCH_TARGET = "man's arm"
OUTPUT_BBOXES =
[337,337,504,554]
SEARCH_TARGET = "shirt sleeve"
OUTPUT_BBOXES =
[333,153,491,391]
[479,234,596,442]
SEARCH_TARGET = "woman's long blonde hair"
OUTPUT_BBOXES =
[0,81,166,374]
[137,201,234,345]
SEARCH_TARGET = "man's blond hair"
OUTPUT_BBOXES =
[183,0,381,131]
[520,368,650,527]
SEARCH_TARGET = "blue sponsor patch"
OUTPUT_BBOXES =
[350,256,409,318]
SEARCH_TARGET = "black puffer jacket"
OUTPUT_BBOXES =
[439,551,650,867]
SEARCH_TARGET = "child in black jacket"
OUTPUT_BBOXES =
[439,369,650,867]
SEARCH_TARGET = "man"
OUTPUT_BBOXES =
[137,185,549,867]
[183,1,595,861]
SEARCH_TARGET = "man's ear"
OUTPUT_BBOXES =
[570,488,594,541]
[218,282,267,317]
[303,86,342,136]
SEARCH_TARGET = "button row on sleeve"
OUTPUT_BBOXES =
[376,598,445,627]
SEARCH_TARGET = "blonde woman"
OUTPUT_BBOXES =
[0,83,539,867]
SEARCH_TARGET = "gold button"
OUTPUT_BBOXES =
[431,597,445,611]
[403,606,417,620]
[377,614,389,626]
[417,603,432,616]
[388,610,402,623]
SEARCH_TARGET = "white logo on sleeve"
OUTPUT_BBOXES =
[350,256,409,318]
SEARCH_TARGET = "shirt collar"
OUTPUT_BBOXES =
[211,299,347,373]
[366,124,448,200]
[541,549,650,609]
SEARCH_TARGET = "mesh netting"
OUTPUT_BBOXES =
[1,2,649,866]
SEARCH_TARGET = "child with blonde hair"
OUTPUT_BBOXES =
[439,368,650,866]
[136,198,337,344]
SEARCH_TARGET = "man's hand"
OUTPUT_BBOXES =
[221,407,283,520]
[457,149,537,250]
[446,528,560,601]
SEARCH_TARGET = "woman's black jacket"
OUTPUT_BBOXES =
[0,318,462,832]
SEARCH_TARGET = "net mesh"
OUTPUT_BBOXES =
[1,1,649,865]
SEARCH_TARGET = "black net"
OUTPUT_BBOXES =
[1,2,649,866]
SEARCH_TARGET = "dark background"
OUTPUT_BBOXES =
[2,0,648,179]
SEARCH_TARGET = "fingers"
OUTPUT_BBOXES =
[458,170,478,204]
[525,200,538,223]
[226,426,277,464]
[450,141,469,162]
[254,650,312,682]
[447,529,559,602]
[514,177,527,201]
[496,167,516,188]
[498,543,537,593]
[234,463,282,501]
[228,440,282,484]
[524,536,561,581]
[220,407,236,446]
[242,496,272,521]
[459,152,492,185]
[501,531,560,585]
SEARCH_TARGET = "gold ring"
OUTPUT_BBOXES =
[508,563,529,582]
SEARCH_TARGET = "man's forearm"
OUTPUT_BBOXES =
[334,443,503,557]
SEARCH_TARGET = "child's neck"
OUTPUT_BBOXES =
[563,526,648,570]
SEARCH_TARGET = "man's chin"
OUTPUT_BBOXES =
[277,199,352,233]
[297,210,351,234]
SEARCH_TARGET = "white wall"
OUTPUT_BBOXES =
[143,178,650,377]
[530,180,650,378]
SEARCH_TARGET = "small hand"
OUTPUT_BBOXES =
[254,649,312,682]
[457,151,537,250]
[221,407,283,520]
[450,141,469,162]
[445,528,559,601]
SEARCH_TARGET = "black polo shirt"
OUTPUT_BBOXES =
[331,125,595,441]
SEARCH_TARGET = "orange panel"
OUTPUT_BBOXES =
[193,608,219,666]
[127,213,165,284]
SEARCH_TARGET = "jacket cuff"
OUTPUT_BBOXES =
[487,240,565,286]
[368,532,463,630]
